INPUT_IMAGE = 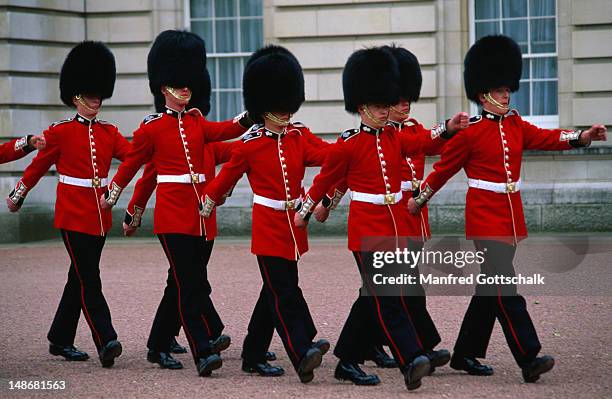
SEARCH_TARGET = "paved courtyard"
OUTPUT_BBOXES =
[0,238,610,398]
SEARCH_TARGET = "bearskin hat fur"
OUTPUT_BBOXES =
[59,41,116,107]
[343,47,400,113]
[464,35,522,103]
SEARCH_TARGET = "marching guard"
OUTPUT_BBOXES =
[100,30,252,377]
[408,35,607,382]
[294,46,463,390]
[313,45,465,373]
[200,45,330,383]
[6,41,128,367]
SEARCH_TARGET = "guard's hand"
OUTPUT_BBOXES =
[29,134,46,150]
[407,197,420,215]
[6,197,20,213]
[313,203,330,223]
[123,222,137,237]
[447,112,469,133]
[99,193,112,210]
[581,124,607,145]
[294,213,308,229]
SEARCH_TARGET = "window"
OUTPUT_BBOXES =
[470,0,558,127]
[187,0,263,121]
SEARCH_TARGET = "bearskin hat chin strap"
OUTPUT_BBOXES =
[75,95,99,113]
[166,87,192,101]
[483,92,509,111]
[264,112,292,127]
[390,104,410,118]
[362,105,388,127]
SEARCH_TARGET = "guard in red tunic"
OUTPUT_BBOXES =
[100,30,252,377]
[295,46,460,390]
[6,41,128,367]
[311,45,467,376]
[200,45,330,383]
[408,35,607,383]
[0,134,45,164]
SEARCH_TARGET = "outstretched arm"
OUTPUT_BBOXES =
[6,129,59,212]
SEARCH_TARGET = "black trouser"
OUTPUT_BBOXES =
[147,238,223,353]
[241,256,317,370]
[148,234,222,363]
[453,240,541,367]
[47,230,117,350]
[334,252,424,368]
[367,240,441,356]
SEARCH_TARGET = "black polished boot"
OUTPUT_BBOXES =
[450,355,494,376]
[297,347,322,384]
[334,361,380,385]
[49,343,89,361]
[366,345,397,368]
[403,355,430,391]
[147,350,183,369]
[197,354,223,377]
[426,348,451,374]
[522,355,554,383]
[210,334,231,354]
[312,339,330,356]
[242,360,285,377]
[98,340,122,368]
[265,351,277,361]
[169,337,187,354]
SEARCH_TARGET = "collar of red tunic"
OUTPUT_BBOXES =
[164,106,187,119]
[74,114,98,125]
[360,122,384,135]
[481,109,520,122]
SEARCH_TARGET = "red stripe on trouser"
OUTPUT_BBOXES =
[63,231,102,347]
[160,235,198,358]
[200,315,212,336]
[399,286,424,350]
[497,286,526,355]
[356,252,406,366]
[259,257,299,363]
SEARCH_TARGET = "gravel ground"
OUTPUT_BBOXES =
[0,237,610,398]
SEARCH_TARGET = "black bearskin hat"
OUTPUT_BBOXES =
[343,47,400,113]
[147,30,207,97]
[59,41,116,107]
[464,35,522,103]
[243,45,305,123]
[383,44,422,102]
[154,68,212,115]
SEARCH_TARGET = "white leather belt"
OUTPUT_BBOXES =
[400,179,421,191]
[468,178,521,193]
[350,190,403,205]
[157,174,206,184]
[253,194,302,211]
[59,174,107,188]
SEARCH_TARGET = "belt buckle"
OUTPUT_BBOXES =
[506,182,516,193]
[384,193,396,205]
[91,177,101,188]
[412,179,421,191]
[191,173,199,184]
[285,199,296,210]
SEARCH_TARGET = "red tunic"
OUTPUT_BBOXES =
[420,110,579,242]
[15,115,131,236]
[305,123,439,251]
[203,123,328,260]
[109,107,248,236]
[126,141,235,240]
[0,136,36,164]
